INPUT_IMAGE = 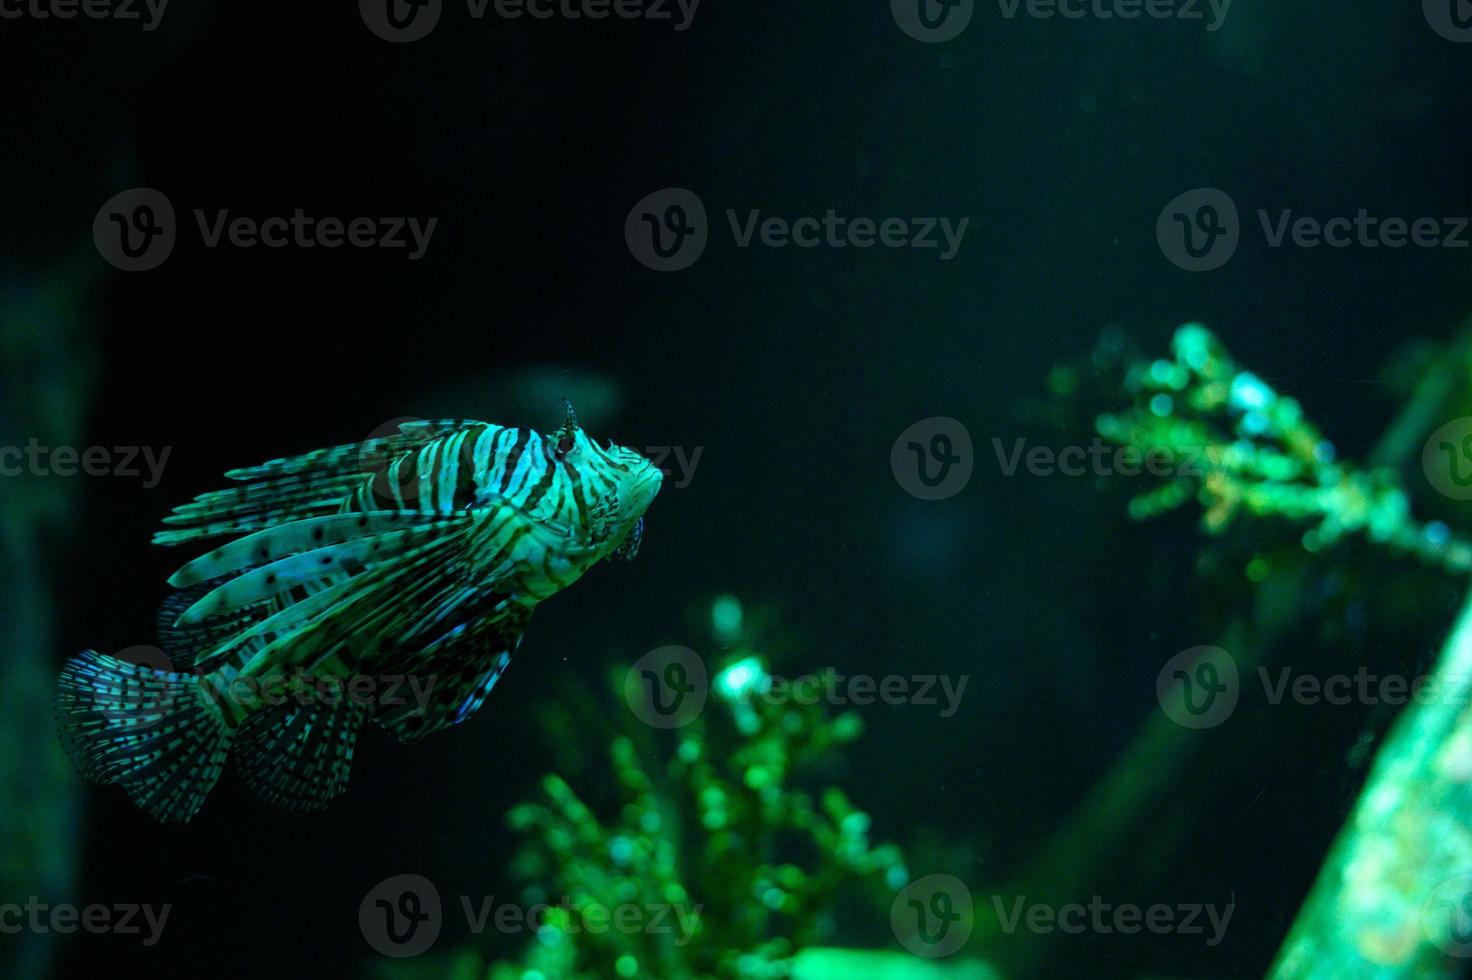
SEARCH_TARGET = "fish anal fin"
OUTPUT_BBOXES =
[234,697,370,813]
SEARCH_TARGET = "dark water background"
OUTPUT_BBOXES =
[6,3,1472,977]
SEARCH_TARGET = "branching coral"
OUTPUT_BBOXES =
[481,600,919,980]
[1094,323,1472,574]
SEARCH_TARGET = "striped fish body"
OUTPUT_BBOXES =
[57,412,662,822]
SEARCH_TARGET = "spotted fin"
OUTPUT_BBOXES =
[234,698,370,813]
[56,651,233,823]
[174,523,467,625]
[167,511,466,588]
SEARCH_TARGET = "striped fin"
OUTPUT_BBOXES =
[233,698,370,813]
[377,601,531,742]
[156,582,267,672]
[229,507,566,683]
[154,479,366,547]
[56,651,233,823]
[174,522,470,625]
[167,511,468,589]
[221,420,479,481]
[152,420,483,547]
[211,530,470,679]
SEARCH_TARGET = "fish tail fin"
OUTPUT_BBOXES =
[234,698,370,813]
[56,651,233,822]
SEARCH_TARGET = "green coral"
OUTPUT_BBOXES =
[483,598,913,980]
[1095,322,1472,574]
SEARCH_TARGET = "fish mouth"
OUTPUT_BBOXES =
[628,461,664,516]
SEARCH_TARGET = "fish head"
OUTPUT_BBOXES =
[566,429,662,559]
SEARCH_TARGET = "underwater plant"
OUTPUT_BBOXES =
[1090,321,1472,574]
[398,596,997,980]
[1079,322,1472,978]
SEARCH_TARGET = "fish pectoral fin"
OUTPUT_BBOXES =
[376,601,533,743]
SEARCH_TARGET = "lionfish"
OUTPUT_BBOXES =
[57,407,662,822]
